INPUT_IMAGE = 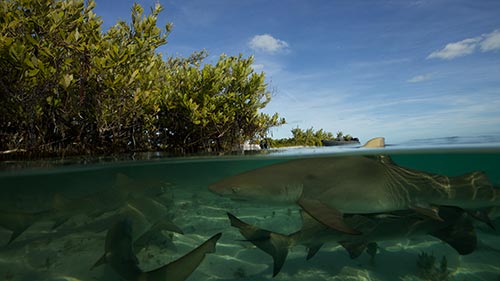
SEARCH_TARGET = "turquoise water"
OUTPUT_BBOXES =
[1,143,500,281]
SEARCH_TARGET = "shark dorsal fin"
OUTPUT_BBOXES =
[362,137,385,148]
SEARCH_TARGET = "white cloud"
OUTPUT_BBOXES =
[480,29,500,52]
[427,38,479,60]
[427,29,500,60]
[249,34,289,53]
[407,73,432,83]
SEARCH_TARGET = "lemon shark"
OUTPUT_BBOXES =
[93,218,221,281]
[209,155,498,234]
[228,206,477,277]
[0,195,183,248]
[0,173,173,244]
[0,209,51,244]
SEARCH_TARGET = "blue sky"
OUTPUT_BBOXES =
[94,0,500,143]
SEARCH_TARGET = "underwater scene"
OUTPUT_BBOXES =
[1,145,500,281]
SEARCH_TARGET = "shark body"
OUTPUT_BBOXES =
[0,174,173,244]
[210,155,499,234]
[228,206,477,277]
[93,219,221,281]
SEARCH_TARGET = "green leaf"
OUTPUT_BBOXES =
[128,69,139,85]
[60,74,73,89]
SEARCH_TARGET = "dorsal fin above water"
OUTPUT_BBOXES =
[362,137,385,148]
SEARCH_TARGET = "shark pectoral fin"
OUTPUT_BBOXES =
[91,254,107,269]
[410,204,443,221]
[145,232,222,281]
[227,213,291,277]
[338,241,367,259]
[429,219,477,255]
[305,243,324,260]
[298,198,361,235]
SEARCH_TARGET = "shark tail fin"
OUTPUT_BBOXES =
[144,232,222,281]
[227,213,292,277]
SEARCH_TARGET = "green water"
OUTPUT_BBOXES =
[1,147,500,281]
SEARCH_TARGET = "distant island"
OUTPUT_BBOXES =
[266,128,358,148]
[321,138,360,146]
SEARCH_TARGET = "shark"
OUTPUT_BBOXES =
[228,206,477,277]
[0,209,51,244]
[0,173,174,244]
[93,218,222,281]
[0,195,183,247]
[209,155,499,234]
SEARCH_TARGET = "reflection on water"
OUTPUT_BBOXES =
[1,146,500,280]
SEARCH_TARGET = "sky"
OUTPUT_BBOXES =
[93,0,500,143]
